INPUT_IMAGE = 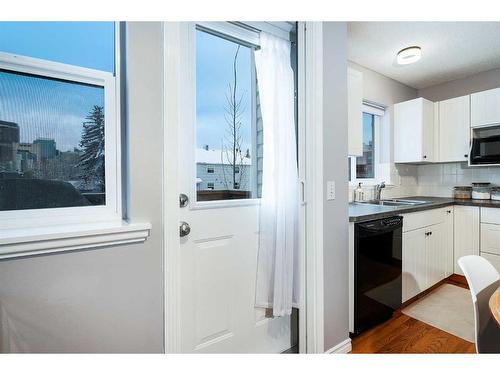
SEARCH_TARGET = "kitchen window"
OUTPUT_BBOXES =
[0,22,121,228]
[349,103,386,184]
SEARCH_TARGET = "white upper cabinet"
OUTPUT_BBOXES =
[471,87,500,128]
[394,98,435,163]
[437,95,470,162]
[348,67,363,157]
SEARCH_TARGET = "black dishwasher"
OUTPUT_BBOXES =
[353,216,403,336]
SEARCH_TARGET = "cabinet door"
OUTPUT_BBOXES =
[481,252,500,274]
[481,223,500,256]
[444,207,454,278]
[421,99,436,162]
[394,98,435,163]
[402,228,427,302]
[348,68,363,157]
[438,95,470,162]
[471,87,500,128]
[426,223,447,288]
[454,206,480,275]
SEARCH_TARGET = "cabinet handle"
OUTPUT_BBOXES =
[447,210,451,214]
[423,155,427,159]
[464,154,468,158]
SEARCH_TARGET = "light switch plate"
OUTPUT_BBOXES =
[327,180,335,200]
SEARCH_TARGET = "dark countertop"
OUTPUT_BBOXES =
[349,196,500,223]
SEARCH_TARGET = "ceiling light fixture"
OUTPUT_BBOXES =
[397,46,422,65]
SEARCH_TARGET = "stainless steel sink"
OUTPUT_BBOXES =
[361,199,429,207]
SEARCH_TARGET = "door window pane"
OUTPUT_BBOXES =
[196,29,258,202]
[0,70,105,210]
[356,112,375,179]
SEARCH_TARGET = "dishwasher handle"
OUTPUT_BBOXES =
[356,216,403,234]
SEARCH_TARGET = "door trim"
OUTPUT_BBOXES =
[325,338,352,354]
[163,22,182,353]
[300,21,325,354]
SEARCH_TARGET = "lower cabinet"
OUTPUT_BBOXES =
[481,252,500,274]
[454,206,480,275]
[402,227,427,302]
[480,207,500,274]
[402,207,453,302]
[427,222,449,287]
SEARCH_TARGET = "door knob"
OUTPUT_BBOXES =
[179,193,189,208]
[179,221,191,237]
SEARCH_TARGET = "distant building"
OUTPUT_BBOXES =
[0,120,20,173]
[16,143,37,173]
[0,120,20,166]
[33,138,57,160]
[196,148,251,191]
[16,149,37,173]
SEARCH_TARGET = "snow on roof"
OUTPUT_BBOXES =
[196,148,251,165]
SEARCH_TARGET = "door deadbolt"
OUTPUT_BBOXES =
[179,221,191,237]
[179,193,189,208]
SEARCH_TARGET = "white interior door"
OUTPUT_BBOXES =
[175,22,291,353]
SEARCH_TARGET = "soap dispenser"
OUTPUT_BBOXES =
[354,182,364,202]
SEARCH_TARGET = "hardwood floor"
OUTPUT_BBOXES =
[351,278,476,354]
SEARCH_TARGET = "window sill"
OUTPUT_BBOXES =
[0,221,152,260]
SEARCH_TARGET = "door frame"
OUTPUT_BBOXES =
[298,21,325,354]
[162,21,326,354]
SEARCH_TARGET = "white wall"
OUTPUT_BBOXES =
[349,61,418,107]
[322,22,350,352]
[0,22,164,353]
[418,67,500,101]
[347,61,419,200]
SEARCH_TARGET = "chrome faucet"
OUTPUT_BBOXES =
[374,181,386,201]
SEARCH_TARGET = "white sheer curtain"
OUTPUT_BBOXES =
[254,32,299,317]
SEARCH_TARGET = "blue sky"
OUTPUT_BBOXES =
[196,30,252,152]
[0,22,115,72]
[0,22,113,151]
[363,112,374,146]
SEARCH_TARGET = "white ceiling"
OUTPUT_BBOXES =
[348,22,500,89]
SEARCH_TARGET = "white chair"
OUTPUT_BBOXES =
[458,255,500,353]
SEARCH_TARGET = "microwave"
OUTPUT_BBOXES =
[470,126,500,165]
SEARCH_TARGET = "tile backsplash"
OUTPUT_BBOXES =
[348,164,419,202]
[348,162,500,202]
[416,162,500,197]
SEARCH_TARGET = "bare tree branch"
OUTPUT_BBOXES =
[220,44,250,191]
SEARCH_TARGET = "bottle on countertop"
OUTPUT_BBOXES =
[354,182,364,202]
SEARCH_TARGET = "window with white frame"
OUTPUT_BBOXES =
[195,26,261,202]
[0,22,120,225]
[349,103,385,184]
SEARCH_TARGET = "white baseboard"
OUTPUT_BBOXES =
[324,338,352,354]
